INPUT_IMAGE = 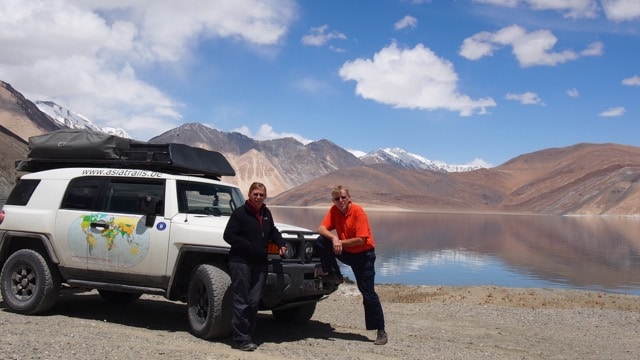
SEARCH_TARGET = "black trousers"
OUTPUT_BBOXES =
[229,261,266,343]
[316,235,385,330]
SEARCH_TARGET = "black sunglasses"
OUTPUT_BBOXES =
[333,195,348,201]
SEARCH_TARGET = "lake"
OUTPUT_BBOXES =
[271,207,640,295]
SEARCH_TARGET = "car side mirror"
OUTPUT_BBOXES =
[137,194,158,227]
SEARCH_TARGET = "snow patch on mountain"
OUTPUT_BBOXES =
[361,147,490,172]
[33,101,487,172]
[35,101,130,138]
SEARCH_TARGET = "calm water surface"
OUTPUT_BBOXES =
[271,207,640,295]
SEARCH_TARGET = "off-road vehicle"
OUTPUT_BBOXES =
[0,129,338,340]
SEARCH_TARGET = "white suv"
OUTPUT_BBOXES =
[0,130,337,340]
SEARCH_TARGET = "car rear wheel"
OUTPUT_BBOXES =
[187,264,232,339]
[0,249,61,314]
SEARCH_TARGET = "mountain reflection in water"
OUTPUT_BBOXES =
[271,207,640,295]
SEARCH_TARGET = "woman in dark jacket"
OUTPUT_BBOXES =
[223,182,286,351]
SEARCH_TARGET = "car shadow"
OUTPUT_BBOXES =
[35,289,190,333]
[255,313,371,344]
[0,289,369,344]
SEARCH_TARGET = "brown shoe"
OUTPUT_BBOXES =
[374,329,388,345]
[324,271,344,284]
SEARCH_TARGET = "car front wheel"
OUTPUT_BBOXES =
[186,264,232,339]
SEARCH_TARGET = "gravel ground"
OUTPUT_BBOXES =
[1,284,639,360]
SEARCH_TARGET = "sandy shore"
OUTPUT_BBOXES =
[1,284,639,359]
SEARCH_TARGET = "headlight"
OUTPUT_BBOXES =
[282,241,296,259]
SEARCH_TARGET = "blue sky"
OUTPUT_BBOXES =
[1,0,639,166]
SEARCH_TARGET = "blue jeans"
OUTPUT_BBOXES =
[315,235,385,330]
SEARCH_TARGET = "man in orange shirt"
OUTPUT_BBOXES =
[316,185,387,345]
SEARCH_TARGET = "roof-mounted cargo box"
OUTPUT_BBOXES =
[16,129,236,179]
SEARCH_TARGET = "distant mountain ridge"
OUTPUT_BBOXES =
[33,100,486,175]
[35,101,130,139]
[270,142,640,215]
[1,79,640,216]
[148,123,364,195]
[0,81,61,141]
[361,147,489,172]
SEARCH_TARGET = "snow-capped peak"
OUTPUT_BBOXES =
[35,100,130,138]
[361,147,490,172]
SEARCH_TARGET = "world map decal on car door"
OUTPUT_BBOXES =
[67,213,151,267]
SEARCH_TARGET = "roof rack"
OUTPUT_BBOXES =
[16,129,236,180]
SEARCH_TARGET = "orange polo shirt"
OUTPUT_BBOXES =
[321,202,375,253]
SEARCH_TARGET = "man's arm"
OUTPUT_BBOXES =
[317,225,364,254]
[317,224,345,255]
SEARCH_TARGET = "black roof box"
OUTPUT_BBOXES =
[16,129,236,179]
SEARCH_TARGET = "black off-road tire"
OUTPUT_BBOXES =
[0,249,61,314]
[272,302,317,324]
[187,264,232,339]
[98,290,142,304]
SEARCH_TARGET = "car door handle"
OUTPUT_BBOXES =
[90,221,109,230]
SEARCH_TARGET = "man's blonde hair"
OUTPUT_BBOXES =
[331,185,350,197]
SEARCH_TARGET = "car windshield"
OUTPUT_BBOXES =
[176,181,244,216]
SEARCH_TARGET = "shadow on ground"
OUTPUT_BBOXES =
[0,288,368,345]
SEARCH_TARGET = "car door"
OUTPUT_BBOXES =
[56,176,170,287]
[54,176,103,279]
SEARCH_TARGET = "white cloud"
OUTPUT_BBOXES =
[460,24,602,67]
[473,0,519,7]
[526,0,599,18]
[602,0,640,21]
[294,76,331,95]
[0,0,297,140]
[505,91,544,105]
[233,124,313,144]
[458,31,498,60]
[566,88,580,97]
[301,25,347,47]
[599,106,626,117]
[328,46,347,53]
[394,15,418,30]
[580,41,604,56]
[473,0,599,18]
[622,75,640,86]
[339,43,496,116]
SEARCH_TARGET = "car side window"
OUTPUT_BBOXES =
[176,180,242,216]
[61,177,166,215]
[5,179,41,206]
[103,179,165,215]
[61,178,102,210]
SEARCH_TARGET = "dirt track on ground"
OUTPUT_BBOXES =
[1,284,639,359]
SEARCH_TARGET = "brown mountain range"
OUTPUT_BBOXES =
[270,143,640,215]
[149,123,363,195]
[1,80,639,215]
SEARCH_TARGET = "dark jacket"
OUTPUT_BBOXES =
[223,201,284,264]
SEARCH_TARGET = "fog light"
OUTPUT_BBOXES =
[304,242,314,260]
